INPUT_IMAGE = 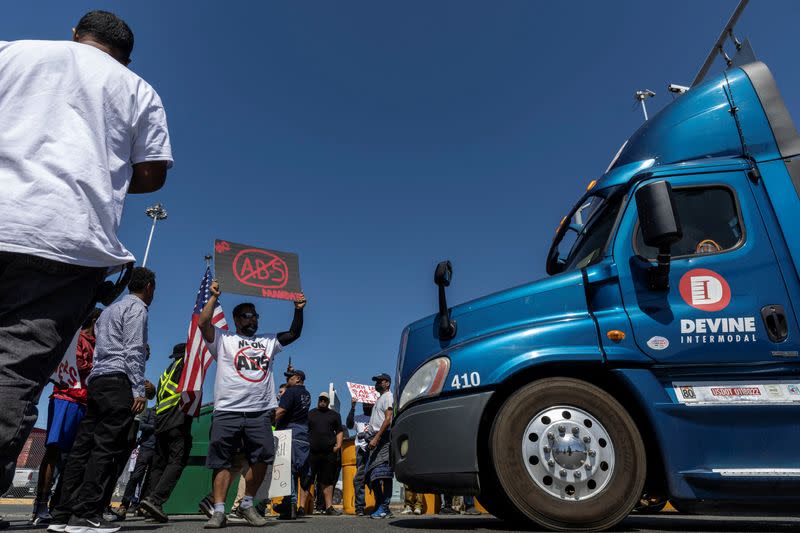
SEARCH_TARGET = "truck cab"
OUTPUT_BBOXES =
[390,60,800,531]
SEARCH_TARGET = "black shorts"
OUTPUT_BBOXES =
[206,410,275,469]
[306,451,339,487]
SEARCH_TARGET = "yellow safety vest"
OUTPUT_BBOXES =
[155,358,183,415]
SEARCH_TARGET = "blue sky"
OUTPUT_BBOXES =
[5,0,800,425]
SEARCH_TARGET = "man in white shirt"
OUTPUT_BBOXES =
[197,280,306,529]
[365,373,394,519]
[0,10,173,519]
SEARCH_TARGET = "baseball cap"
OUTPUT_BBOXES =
[284,369,306,381]
[319,392,330,400]
[169,343,187,359]
[372,373,391,382]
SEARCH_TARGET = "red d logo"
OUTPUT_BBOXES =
[678,268,731,312]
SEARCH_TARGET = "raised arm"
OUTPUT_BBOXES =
[346,399,356,429]
[198,280,221,344]
[277,293,307,347]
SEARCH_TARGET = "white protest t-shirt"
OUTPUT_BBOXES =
[353,414,371,451]
[208,327,282,412]
[0,40,173,267]
[368,391,394,433]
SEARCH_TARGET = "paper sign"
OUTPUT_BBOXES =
[255,429,292,499]
[214,240,302,301]
[50,330,81,389]
[347,382,380,404]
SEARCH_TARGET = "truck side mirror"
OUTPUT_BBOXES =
[635,181,682,290]
[434,261,457,340]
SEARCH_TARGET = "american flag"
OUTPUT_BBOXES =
[178,266,228,416]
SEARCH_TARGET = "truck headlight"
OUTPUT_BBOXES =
[398,357,450,411]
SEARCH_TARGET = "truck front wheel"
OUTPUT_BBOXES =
[490,378,646,531]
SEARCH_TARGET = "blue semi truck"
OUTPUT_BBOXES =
[390,4,800,531]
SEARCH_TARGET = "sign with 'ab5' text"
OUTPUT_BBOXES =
[214,239,302,301]
[347,382,381,404]
[255,429,292,498]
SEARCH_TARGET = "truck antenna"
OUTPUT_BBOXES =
[692,0,750,86]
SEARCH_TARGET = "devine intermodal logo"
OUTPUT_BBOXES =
[679,268,731,311]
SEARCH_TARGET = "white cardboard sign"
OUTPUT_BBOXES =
[347,382,380,404]
[255,429,292,499]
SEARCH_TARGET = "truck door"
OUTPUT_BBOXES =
[614,170,800,364]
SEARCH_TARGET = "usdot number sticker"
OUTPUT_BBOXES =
[451,371,481,389]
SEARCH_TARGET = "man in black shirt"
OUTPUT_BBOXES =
[305,393,343,516]
[274,369,311,520]
[138,343,193,523]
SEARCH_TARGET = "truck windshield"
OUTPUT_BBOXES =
[550,189,624,272]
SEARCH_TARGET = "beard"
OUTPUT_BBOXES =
[241,324,257,336]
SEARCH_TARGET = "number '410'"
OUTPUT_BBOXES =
[451,372,481,389]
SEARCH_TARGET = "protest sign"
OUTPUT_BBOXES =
[256,429,292,498]
[214,239,302,301]
[347,382,380,404]
[50,330,81,389]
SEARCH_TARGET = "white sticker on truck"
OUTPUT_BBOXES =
[673,381,800,406]
[646,336,669,350]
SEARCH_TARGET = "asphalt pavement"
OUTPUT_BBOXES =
[1,505,800,533]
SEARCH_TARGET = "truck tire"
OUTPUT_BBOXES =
[490,377,646,531]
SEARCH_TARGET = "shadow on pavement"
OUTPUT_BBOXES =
[389,517,536,531]
[619,515,800,532]
[389,515,800,533]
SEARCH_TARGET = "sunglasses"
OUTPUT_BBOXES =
[240,312,259,320]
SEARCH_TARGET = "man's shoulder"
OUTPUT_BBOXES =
[380,392,394,407]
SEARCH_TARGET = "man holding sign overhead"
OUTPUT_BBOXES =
[198,280,306,529]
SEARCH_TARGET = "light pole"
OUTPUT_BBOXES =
[142,203,168,267]
[634,89,656,121]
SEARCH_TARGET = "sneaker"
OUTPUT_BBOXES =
[355,509,365,516]
[439,506,458,515]
[296,507,306,518]
[463,506,480,515]
[239,506,269,526]
[400,506,414,515]
[413,507,423,515]
[324,506,342,516]
[47,519,68,532]
[204,511,227,529]
[277,504,296,520]
[370,508,389,519]
[138,499,168,523]
[64,515,121,533]
[226,507,245,523]
[198,495,215,519]
[31,511,54,526]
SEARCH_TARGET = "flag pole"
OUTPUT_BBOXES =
[205,254,212,274]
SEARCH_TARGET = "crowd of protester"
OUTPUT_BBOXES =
[0,8,482,532]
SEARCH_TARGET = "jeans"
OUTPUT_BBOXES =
[121,446,155,507]
[371,478,393,513]
[287,423,310,506]
[0,252,104,494]
[51,374,135,520]
[145,422,192,505]
[463,495,475,509]
[353,447,368,512]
